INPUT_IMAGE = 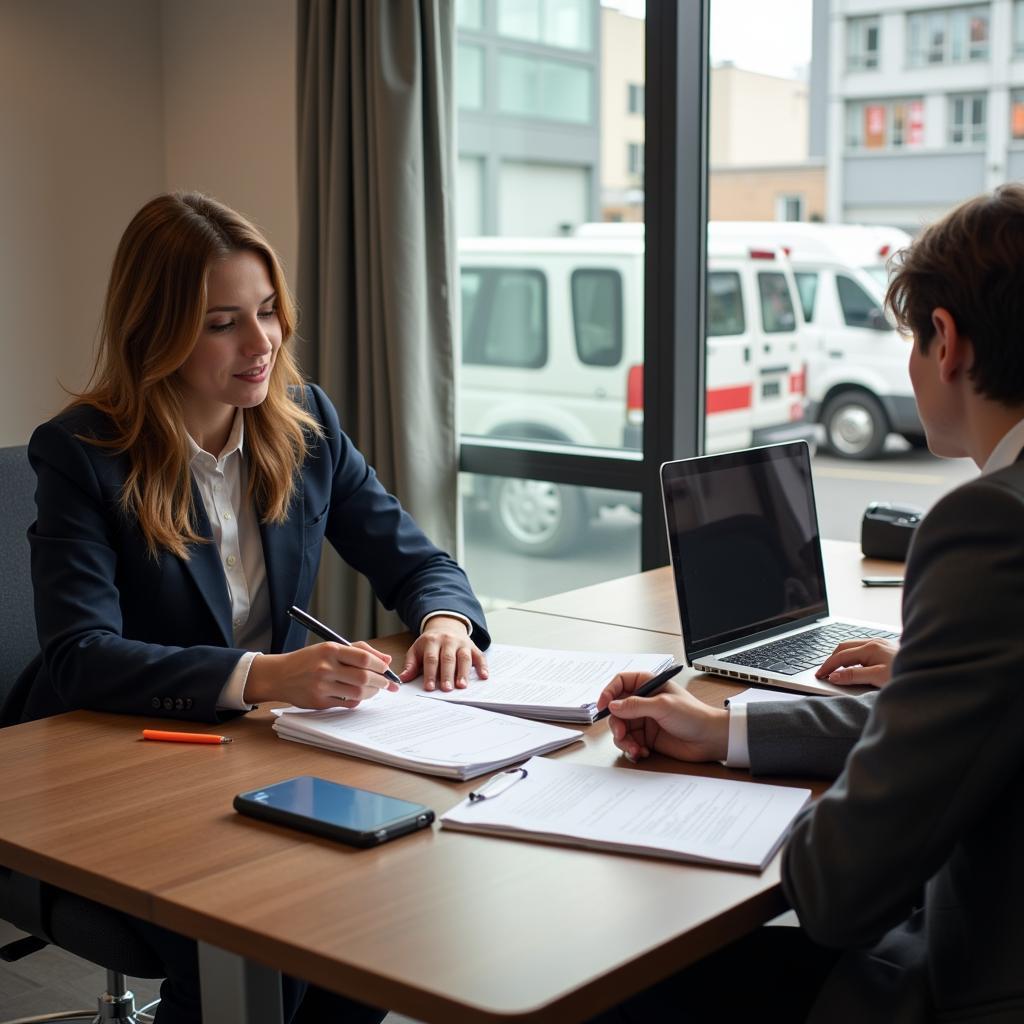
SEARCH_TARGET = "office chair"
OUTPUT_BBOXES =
[0,445,164,1024]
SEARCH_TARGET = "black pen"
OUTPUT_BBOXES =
[287,605,403,685]
[593,664,685,721]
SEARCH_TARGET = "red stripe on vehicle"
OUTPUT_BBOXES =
[706,384,753,413]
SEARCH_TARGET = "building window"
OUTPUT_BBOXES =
[907,6,989,67]
[846,98,925,150]
[457,0,484,31]
[498,52,592,124]
[948,93,986,146]
[1016,0,1024,56]
[627,82,645,114]
[457,44,484,110]
[1012,89,1024,140]
[847,16,880,71]
[496,0,592,51]
[627,141,645,176]
[776,194,805,221]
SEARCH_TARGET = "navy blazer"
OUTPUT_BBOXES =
[5,384,489,725]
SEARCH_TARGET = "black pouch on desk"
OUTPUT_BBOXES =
[861,502,922,561]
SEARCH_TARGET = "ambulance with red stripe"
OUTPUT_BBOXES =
[457,229,811,555]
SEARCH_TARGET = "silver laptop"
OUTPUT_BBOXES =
[661,441,899,697]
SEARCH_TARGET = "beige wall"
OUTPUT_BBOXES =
[709,65,808,168]
[161,0,297,280]
[0,0,165,444]
[600,8,645,192]
[710,163,827,222]
[0,0,298,446]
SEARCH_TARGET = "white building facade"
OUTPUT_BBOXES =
[822,0,1024,228]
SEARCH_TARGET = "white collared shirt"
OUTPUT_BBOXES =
[188,413,472,711]
[723,418,1024,768]
[187,412,269,710]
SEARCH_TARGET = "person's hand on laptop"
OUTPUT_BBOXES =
[815,637,899,688]
[597,673,729,763]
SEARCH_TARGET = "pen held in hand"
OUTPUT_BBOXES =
[287,605,403,685]
[593,664,685,722]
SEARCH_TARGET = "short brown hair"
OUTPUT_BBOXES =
[886,183,1024,405]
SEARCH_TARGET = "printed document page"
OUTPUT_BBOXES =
[273,687,581,780]
[442,755,810,870]
[421,643,674,721]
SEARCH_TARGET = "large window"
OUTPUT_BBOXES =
[948,93,986,146]
[1016,0,1024,57]
[847,16,880,71]
[845,98,925,150]
[455,0,652,604]
[907,6,989,67]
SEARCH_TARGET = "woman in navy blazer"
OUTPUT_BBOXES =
[7,191,491,1024]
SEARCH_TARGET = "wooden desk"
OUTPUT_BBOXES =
[513,538,904,634]
[0,570,885,1023]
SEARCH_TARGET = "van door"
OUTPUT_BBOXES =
[705,266,755,453]
[750,265,806,442]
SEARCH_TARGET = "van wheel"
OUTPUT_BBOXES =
[490,478,586,556]
[823,392,888,460]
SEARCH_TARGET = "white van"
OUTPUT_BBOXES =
[710,222,920,459]
[458,232,810,554]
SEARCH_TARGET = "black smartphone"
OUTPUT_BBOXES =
[233,776,434,848]
[861,576,904,588]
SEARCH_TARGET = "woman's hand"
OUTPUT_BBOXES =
[815,637,899,688]
[244,641,398,709]
[400,616,489,692]
[596,672,730,763]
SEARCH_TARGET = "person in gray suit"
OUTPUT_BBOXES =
[595,184,1024,1022]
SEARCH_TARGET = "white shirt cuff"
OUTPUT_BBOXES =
[420,610,472,636]
[217,651,259,711]
[723,703,751,768]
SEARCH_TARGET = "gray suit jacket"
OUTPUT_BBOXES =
[746,458,1024,1023]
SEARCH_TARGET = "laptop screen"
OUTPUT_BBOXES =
[661,442,828,657]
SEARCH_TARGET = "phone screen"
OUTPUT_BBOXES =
[239,776,429,833]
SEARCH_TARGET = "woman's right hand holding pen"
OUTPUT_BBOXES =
[244,642,399,710]
[596,672,730,764]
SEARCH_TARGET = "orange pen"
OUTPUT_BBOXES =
[142,729,232,745]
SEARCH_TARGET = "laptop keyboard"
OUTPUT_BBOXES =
[720,623,900,676]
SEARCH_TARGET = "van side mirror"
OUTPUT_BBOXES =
[868,309,890,332]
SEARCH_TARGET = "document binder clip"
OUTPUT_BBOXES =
[468,767,528,802]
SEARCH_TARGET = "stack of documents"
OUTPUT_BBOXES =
[442,756,811,871]
[422,643,675,723]
[272,686,581,781]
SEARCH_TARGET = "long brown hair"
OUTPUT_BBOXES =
[73,191,320,558]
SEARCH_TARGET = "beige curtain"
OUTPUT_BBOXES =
[296,0,458,638]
